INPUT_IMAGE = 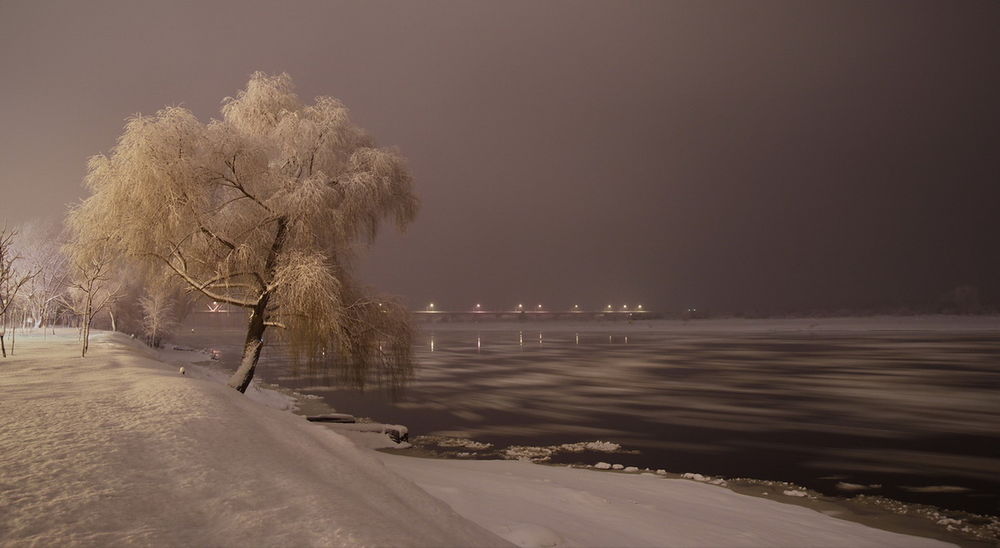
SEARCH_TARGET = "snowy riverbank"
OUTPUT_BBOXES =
[0,331,503,547]
[1,330,956,547]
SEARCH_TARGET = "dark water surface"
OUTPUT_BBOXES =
[174,315,1000,517]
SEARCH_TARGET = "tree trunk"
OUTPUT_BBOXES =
[109,308,116,332]
[0,333,5,358]
[228,299,269,393]
[81,297,92,358]
[81,319,89,357]
[227,216,287,394]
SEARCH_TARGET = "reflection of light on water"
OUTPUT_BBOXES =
[519,331,523,347]
[477,336,481,352]
[430,336,435,352]
[538,332,543,345]
[575,333,579,345]
[625,336,629,344]
[609,335,612,344]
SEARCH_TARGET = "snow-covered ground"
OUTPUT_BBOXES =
[0,330,504,547]
[0,330,954,547]
[375,455,950,548]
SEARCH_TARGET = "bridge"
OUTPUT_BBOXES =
[413,304,658,321]
[197,301,659,321]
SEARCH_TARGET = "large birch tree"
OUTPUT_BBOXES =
[69,72,417,392]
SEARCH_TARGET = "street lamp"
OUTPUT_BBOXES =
[428,302,435,311]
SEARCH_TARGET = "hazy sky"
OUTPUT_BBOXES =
[1,0,998,313]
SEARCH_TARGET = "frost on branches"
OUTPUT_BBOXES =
[0,226,39,357]
[68,72,418,392]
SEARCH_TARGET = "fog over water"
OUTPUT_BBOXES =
[176,315,1000,517]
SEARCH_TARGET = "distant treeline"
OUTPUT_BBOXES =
[674,286,996,320]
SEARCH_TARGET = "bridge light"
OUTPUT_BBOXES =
[622,305,628,310]
[537,304,543,309]
[428,302,435,310]
[637,304,643,310]
[517,303,524,310]
[475,303,481,310]
[606,304,612,310]
[573,304,579,310]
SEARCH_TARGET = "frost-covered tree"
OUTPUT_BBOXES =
[0,226,38,357]
[15,218,70,330]
[139,284,177,348]
[70,72,417,392]
[61,238,122,358]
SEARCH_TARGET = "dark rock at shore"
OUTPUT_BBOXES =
[306,413,357,423]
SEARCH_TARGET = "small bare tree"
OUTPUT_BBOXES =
[0,226,38,357]
[69,72,417,392]
[62,239,122,357]
[139,284,177,348]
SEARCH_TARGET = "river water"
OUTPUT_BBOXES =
[173,315,1000,518]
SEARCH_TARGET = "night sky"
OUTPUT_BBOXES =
[2,0,998,314]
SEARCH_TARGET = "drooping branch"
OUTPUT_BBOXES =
[150,253,257,308]
[198,270,263,291]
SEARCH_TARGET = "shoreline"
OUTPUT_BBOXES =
[156,331,998,547]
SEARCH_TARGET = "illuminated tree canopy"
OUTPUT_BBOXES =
[69,72,418,392]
